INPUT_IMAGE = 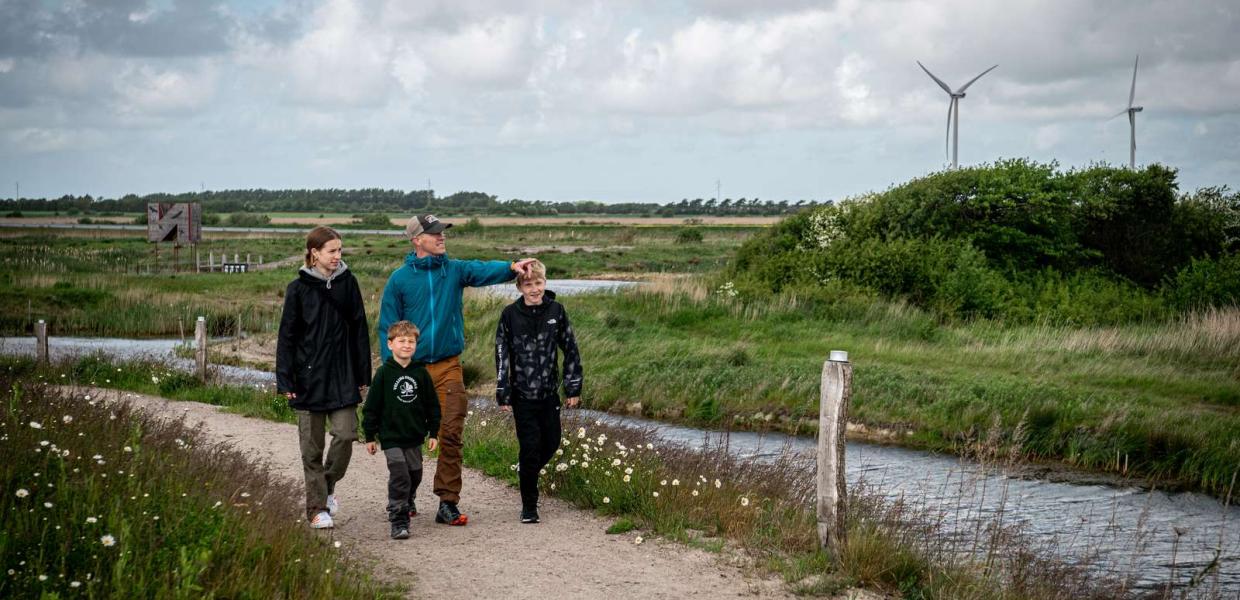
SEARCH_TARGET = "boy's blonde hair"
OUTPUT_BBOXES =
[387,320,420,341]
[515,259,547,287]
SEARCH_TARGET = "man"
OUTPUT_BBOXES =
[378,213,534,526]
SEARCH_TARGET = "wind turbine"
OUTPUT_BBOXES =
[917,61,998,169]
[1111,55,1143,169]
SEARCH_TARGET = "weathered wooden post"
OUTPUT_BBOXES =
[34,319,49,365]
[194,316,208,383]
[817,350,851,557]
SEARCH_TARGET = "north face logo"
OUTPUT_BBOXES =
[547,319,556,324]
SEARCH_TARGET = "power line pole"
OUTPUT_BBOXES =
[715,179,721,203]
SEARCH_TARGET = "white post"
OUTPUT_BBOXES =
[34,320,48,365]
[209,251,214,271]
[195,316,208,383]
[817,350,851,557]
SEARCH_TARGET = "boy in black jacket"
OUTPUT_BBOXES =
[363,321,441,539]
[495,260,583,524]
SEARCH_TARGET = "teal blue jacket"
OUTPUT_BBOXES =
[378,252,515,363]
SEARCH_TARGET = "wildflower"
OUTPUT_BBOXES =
[92,454,102,460]
[555,463,568,472]
[62,415,73,424]
[645,443,653,450]
[86,517,97,524]
[611,459,621,466]
[123,446,132,453]
[38,575,47,581]
[740,497,750,507]
[570,459,578,466]
[580,461,589,469]
[692,490,699,497]
[550,483,556,490]
[603,497,611,504]
[596,434,607,445]
[70,581,81,588]
[510,464,518,471]
[334,541,342,549]
[634,536,644,545]
[240,492,251,498]
[555,448,564,456]
[151,376,160,384]
[623,475,631,482]
[40,440,49,446]
[100,535,115,547]
[652,491,659,498]
[714,479,722,489]
[29,421,42,429]
[212,501,222,509]
[624,467,633,475]
[576,427,586,439]
[44,502,53,508]
[480,420,487,427]
[660,479,666,486]
[672,479,680,486]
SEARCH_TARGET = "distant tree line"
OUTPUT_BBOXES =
[1,189,818,217]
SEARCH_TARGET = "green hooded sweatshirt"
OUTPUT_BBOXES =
[362,358,441,450]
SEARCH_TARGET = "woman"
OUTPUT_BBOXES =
[277,226,371,529]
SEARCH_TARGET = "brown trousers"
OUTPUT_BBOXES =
[424,356,468,504]
[296,407,358,519]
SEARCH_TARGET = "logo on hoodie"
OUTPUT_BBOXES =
[393,376,418,403]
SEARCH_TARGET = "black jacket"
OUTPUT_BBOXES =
[276,263,371,412]
[362,358,441,450]
[495,290,583,406]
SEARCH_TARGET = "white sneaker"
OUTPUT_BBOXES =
[326,494,339,516]
[309,511,334,529]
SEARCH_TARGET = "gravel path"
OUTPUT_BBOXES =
[75,387,817,600]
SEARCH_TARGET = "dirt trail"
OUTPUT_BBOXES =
[73,387,841,599]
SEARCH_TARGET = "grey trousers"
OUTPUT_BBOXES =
[296,407,358,519]
[383,446,424,526]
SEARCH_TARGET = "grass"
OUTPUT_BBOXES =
[458,281,1240,498]
[0,359,400,598]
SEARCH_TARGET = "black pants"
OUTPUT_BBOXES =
[383,446,423,526]
[513,401,562,511]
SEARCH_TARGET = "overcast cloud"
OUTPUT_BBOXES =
[1,0,1237,201]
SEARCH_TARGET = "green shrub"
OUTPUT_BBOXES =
[354,213,394,228]
[455,216,485,234]
[1165,253,1240,310]
[675,228,703,244]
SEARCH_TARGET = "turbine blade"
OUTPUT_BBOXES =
[1128,54,1139,107]
[946,99,953,162]
[918,61,954,95]
[1107,108,1128,121]
[958,64,999,93]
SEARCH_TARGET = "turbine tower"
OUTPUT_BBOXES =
[917,61,998,169]
[1112,55,1143,169]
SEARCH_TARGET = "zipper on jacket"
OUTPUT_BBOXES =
[425,267,436,359]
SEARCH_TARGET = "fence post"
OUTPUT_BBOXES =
[195,316,208,383]
[817,350,851,557]
[34,319,49,365]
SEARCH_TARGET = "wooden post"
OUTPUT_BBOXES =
[246,253,251,265]
[195,316,208,383]
[209,251,214,272]
[817,350,851,557]
[34,320,48,365]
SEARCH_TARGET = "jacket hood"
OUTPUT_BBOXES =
[513,289,557,316]
[299,260,350,288]
[405,252,448,270]
[383,356,427,370]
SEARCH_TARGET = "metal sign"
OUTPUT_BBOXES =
[147,203,202,244]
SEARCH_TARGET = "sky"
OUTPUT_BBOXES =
[1,0,1238,203]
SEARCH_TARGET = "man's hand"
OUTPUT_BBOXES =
[499,405,512,413]
[511,258,537,275]
[427,438,439,452]
[365,441,377,455]
[566,396,580,408]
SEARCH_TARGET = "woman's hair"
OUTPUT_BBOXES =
[304,226,342,267]
[515,259,547,287]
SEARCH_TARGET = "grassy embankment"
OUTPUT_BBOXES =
[0,355,1146,599]
[0,364,399,598]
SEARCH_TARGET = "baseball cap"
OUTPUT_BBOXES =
[406,214,452,238]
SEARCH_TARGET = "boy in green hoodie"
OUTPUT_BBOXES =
[363,320,441,540]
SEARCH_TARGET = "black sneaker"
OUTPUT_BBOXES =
[390,523,410,540]
[520,508,540,524]
[435,501,468,526]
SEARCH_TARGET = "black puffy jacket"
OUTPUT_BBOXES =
[276,263,371,412]
[494,290,583,407]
